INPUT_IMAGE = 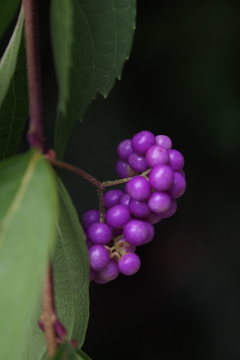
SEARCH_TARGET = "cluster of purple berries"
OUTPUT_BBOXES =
[82,131,186,284]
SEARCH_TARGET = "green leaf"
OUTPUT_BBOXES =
[50,0,73,114]
[0,0,21,40]
[0,150,58,360]
[54,177,90,345]
[52,342,78,360]
[53,344,93,360]
[0,34,28,160]
[0,7,24,107]
[20,177,90,360]
[52,0,136,159]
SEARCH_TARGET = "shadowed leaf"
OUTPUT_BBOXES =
[52,0,136,159]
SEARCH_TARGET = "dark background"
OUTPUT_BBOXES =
[4,0,240,359]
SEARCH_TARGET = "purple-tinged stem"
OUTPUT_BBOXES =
[40,265,57,357]
[49,158,104,190]
[23,0,44,150]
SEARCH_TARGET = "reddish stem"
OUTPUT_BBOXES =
[23,0,44,150]
[49,158,104,190]
[41,265,57,357]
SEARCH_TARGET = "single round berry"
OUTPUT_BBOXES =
[149,164,174,191]
[118,193,131,208]
[118,253,141,276]
[129,198,151,218]
[168,149,185,171]
[105,205,131,229]
[160,199,177,218]
[128,152,149,173]
[131,130,156,155]
[104,189,123,209]
[148,191,171,213]
[82,209,100,230]
[146,145,169,168]
[168,171,186,198]
[97,259,119,282]
[126,176,151,201]
[123,220,148,246]
[155,135,172,149]
[116,158,135,178]
[142,221,155,244]
[87,222,112,245]
[88,245,110,271]
[117,139,133,160]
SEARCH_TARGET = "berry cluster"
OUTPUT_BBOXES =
[82,131,186,284]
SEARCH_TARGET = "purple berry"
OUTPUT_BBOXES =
[82,209,100,230]
[131,130,156,155]
[90,269,96,281]
[142,221,155,244]
[143,212,163,224]
[97,259,119,282]
[149,164,174,191]
[88,245,110,271]
[168,149,185,171]
[116,158,135,178]
[128,152,149,173]
[155,135,172,149]
[148,191,171,213]
[118,193,131,208]
[126,176,151,201]
[168,171,186,198]
[118,253,141,275]
[94,277,109,284]
[129,198,151,218]
[87,222,112,245]
[123,220,148,246]
[104,189,123,209]
[117,139,133,160]
[105,205,131,229]
[146,145,170,168]
[160,199,177,218]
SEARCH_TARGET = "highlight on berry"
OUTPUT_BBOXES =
[82,131,186,284]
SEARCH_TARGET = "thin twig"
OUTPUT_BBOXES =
[41,265,58,357]
[49,158,104,190]
[23,0,44,150]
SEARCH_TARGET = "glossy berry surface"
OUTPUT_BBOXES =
[82,209,100,230]
[87,222,112,245]
[129,198,151,218]
[131,130,156,155]
[88,245,110,271]
[146,145,169,167]
[168,149,185,171]
[155,135,172,149]
[126,175,151,201]
[104,189,123,209]
[123,220,148,246]
[118,253,141,275]
[128,152,149,173]
[168,171,186,198]
[117,139,133,160]
[148,191,171,213]
[96,259,119,282]
[149,164,174,191]
[105,205,131,229]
